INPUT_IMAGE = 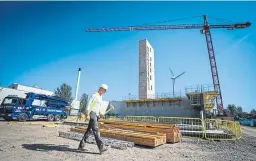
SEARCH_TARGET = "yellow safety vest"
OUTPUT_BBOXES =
[89,94,100,113]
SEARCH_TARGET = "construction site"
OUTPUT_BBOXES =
[1,2,256,161]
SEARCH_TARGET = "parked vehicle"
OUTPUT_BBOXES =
[0,92,70,121]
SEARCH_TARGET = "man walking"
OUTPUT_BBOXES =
[78,84,108,154]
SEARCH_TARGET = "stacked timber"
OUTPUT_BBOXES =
[70,126,166,147]
[100,120,181,143]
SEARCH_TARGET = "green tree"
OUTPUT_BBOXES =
[223,109,231,117]
[227,104,238,116]
[54,83,73,103]
[237,106,243,114]
[251,109,256,119]
[241,112,249,119]
[80,93,89,113]
[237,106,243,118]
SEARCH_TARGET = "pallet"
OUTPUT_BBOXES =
[71,126,166,147]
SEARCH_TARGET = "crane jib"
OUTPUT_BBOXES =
[86,22,251,32]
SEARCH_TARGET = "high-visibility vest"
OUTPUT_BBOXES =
[89,94,100,113]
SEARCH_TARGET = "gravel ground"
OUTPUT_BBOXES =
[0,120,255,161]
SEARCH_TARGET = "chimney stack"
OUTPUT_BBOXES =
[75,68,81,100]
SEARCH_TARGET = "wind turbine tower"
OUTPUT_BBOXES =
[169,68,185,97]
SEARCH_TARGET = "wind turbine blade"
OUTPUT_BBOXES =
[176,71,186,79]
[169,68,174,76]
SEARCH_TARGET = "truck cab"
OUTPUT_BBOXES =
[0,96,27,121]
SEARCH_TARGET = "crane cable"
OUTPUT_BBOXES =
[133,15,235,27]
[138,15,203,26]
[207,15,234,23]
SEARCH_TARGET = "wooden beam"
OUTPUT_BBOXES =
[71,127,166,147]
[100,120,181,143]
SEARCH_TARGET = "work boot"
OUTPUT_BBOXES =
[99,144,108,155]
[78,140,85,150]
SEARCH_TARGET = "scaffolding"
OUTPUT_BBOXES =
[185,85,201,107]
[202,85,218,111]
[185,84,218,111]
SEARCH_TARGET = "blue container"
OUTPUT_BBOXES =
[240,120,254,126]
[244,120,254,127]
[250,120,254,127]
[244,120,249,126]
[241,120,247,126]
[242,120,245,125]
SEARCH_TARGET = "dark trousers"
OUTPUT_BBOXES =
[81,111,103,149]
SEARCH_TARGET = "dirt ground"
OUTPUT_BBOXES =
[0,120,255,161]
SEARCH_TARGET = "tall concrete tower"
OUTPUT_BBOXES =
[139,39,155,99]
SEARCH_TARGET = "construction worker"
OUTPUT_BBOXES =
[78,84,108,154]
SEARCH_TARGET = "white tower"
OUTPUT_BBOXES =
[139,39,155,99]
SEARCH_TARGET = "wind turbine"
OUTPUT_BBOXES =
[169,68,186,97]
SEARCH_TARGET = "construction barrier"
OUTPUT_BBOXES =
[158,117,204,138]
[121,116,243,141]
[203,119,237,141]
[123,116,157,122]
[235,122,242,139]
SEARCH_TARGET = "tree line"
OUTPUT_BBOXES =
[54,83,88,114]
[223,104,256,120]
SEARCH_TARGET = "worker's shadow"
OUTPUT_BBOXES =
[22,144,99,155]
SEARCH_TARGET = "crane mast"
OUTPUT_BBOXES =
[86,15,251,115]
[202,15,224,115]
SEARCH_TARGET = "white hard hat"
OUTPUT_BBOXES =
[100,84,108,90]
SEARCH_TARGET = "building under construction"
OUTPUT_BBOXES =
[109,39,218,118]
[111,84,218,118]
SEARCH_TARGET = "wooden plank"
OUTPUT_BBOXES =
[74,127,162,140]
[75,120,181,144]
[71,128,162,147]
[102,120,178,130]
[101,123,178,134]
[101,124,175,133]
[71,127,166,147]
[102,120,176,129]
[100,121,181,143]
[102,126,167,144]
[72,127,163,142]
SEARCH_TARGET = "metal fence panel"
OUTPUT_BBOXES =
[204,119,237,141]
[110,115,243,141]
[158,117,204,138]
[235,122,242,139]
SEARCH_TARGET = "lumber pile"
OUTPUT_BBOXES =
[100,120,181,143]
[69,120,181,147]
[71,126,166,147]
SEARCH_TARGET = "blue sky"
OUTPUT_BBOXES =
[0,1,255,112]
